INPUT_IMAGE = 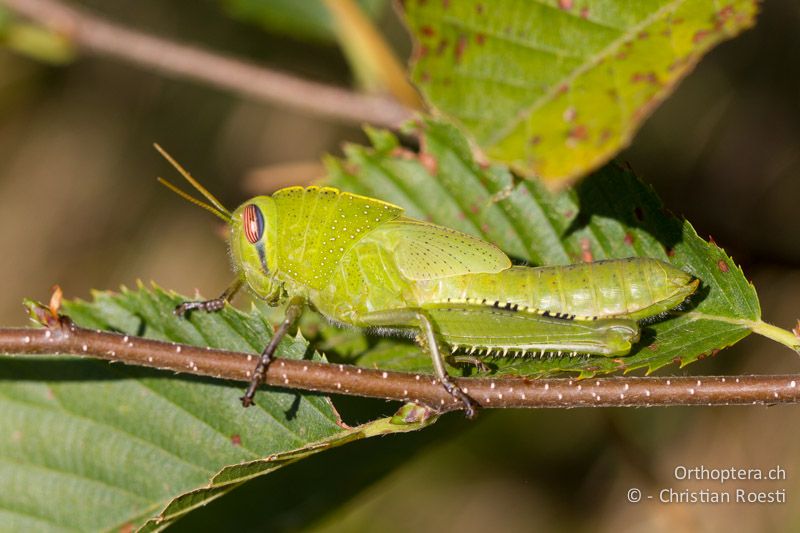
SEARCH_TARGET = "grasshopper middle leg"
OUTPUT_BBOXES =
[241,296,306,407]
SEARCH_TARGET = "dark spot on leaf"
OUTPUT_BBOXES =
[419,152,438,175]
[455,35,468,63]
[631,72,658,84]
[475,33,486,45]
[475,3,484,14]
[717,260,729,273]
[568,125,588,141]
[420,25,435,37]
[557,84,569,95]
[624,233,635,246]
[580,237,593,262]
[469,203,480,214]
[436,39,448,55]
[580,7,589,18]
[638,31,649,39]
[558,0,573,10]
[231,434,242,446]
[648,343,659,351]
[693,29,711,43]
[672,356,682,365]
[529,135,541,145]
[417,45,429,58]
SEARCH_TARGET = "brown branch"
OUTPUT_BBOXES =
[0,0,414,127]
[2,318,800,413]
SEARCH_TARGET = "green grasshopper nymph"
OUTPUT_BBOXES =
[155,145,699,417]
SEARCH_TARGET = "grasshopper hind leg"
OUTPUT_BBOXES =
[357,308,480,417]
[416,311,479,418]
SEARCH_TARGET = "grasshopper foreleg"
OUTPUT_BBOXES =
[241,296,305,407]
[175,278,244,317]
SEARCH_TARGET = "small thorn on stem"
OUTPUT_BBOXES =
[49,285,63,317]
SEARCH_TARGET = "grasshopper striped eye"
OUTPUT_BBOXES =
[243,204,264,244]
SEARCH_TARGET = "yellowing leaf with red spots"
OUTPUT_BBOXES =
[403,0,758,187]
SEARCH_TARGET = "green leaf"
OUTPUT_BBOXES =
[0,285,432,531]
[326,119,768,377]
[402,0,758,186]
[221,0,388,43]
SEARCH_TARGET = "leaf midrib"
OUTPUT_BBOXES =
[484,0,687,147]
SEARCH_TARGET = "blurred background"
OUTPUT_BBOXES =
[0,0,798,531]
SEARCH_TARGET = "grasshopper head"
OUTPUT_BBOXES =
[230,196,280,301]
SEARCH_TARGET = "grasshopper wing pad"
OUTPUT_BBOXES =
[382,220,511,280]
[273,186,403,289]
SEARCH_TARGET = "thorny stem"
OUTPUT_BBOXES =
[0,0,414,127]
[2,318,800,413]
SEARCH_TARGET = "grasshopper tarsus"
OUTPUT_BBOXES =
[240,345,276,408]
[444,381,479,419]
[239,394,256,408]
[240,378,262,407]
[174,298,226,317]
[241,354,274,407]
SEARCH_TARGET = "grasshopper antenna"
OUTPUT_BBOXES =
[154,143,232,222]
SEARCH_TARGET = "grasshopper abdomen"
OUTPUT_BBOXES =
[419,258,697,321]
